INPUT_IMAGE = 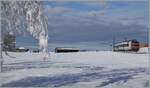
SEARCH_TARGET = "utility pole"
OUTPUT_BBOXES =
[0,30,2,73]
[148,0,150,87]
[0,1,3,72]
[112,35,115,51]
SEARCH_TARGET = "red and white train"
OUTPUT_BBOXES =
[113,39,140,52]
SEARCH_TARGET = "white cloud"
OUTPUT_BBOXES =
[43,1,148,43]
[45,6,76,15]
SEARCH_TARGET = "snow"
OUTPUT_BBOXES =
[18,47,25,49]
[0,51,149,87]
[138,47,149,54]
[52,51,148,69]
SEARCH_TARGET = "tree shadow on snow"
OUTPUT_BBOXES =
[1,67,146,87]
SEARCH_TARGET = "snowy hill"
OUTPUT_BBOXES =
[0,51,149,88]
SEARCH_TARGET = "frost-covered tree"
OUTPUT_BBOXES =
[0,1,49,72]
[1,1,48,55]
[0,0,48,71]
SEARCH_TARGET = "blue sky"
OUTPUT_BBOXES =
[17,1,149,50]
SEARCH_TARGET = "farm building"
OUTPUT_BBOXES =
[55,47,79,53]
[15,47,29,52]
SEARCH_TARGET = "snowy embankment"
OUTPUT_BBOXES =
[0,51,149,88]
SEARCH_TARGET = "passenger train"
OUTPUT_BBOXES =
[113,39,140,52]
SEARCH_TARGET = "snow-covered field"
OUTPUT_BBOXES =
[0,49,149,88]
